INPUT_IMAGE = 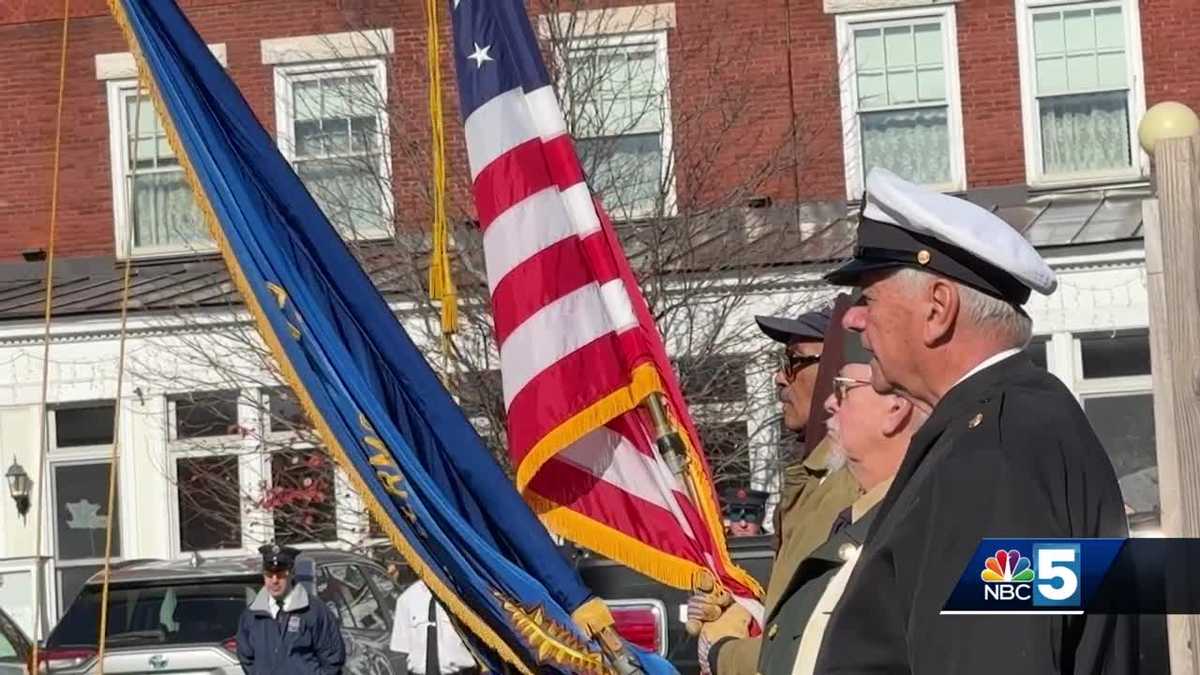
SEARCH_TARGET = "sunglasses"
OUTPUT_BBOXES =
[724,505,763,522]
[779,351,822,380]
[833,376,872,403]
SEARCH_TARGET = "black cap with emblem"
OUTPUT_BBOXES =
[259,543,301,572]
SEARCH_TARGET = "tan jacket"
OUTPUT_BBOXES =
[715,439,859,674]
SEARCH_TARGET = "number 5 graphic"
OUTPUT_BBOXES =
[1033,544,1081,607]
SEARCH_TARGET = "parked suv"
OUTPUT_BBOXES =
[41,550,405,674]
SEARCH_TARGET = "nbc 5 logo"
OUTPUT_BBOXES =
[1032,543,1081,607]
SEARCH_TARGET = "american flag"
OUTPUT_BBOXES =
[447,0,761,606]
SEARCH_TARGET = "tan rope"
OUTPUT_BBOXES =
[30,1,71,668]
[94,85,142,674]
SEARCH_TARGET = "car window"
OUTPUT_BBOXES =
[362,565,401,608]
[47,580,255,648]
[0,630,15,659]
[316,569,354,626]
[322,565,389,631]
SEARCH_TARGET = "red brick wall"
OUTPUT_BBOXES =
[0,0,1192,262]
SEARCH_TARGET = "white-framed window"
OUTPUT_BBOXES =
[836,5,966,197]
[105,81,210,258]
[259,387,351,548]
[166,390,247,555]
[45,402,121,615]
[561,30,674,220]
[273,59,393,240]
[1015,0,1147,186]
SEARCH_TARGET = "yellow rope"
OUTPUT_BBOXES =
[30,2,71,668]
[95,88,142,674]
[425,0,456,347]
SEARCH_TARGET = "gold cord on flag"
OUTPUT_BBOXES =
[426,0,456,346]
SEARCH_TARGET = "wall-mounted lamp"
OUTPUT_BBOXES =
[6,458,31,520]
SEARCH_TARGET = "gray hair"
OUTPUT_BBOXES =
[891,268,1032,349]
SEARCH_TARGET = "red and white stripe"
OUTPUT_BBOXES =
[466,83,760,606]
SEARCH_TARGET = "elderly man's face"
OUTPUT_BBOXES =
[842,272,922,394]
[774,339,823,432]
[823,363,890,464]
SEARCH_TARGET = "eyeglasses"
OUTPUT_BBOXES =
[779,351,822,380]
[832,376,872,403]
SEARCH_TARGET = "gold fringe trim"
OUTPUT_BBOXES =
[500,595,609,674]
[103,2,577,671]
[515,363,661,493]
[529,490,707,591]
[520,360,764,598]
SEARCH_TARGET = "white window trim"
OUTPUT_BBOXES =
[95,44,226,81]
[272,57,395,241]
[825,0,960,13]
[561,29,677,220]
[538,3,676,39]
[836,5,967,198]
[261,29,394,66]
[1014,0,1148,188]
[105,80,217,260]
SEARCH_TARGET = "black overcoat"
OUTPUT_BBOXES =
[815,352,1136,674]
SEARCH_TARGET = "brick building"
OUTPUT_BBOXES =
[0,0,1187,655]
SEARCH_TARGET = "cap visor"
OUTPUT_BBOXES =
[824,259,906,287]
[755,315,822,343]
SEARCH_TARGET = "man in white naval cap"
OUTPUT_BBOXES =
[814,169,1134,673]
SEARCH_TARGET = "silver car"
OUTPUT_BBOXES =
[41,550,406,674]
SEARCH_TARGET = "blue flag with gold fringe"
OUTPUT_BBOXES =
[105,1,674,673]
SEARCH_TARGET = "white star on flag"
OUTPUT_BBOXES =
[468,42,493,68]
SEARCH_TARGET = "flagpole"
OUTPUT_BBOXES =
[642,392,732,636]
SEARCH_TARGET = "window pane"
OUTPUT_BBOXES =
[701,421,750,488]
[1080,330,1151,379]
[131,172,206,248]
[861,106,951,185]
[1036,55,1068,94]
[268,388,309,433]
[270,449,337,545]
[177,456,242,551]
[1094,7,1125,49]
[323,565,388,631]
[174,390,240,439]
[363,566,401,607]
[1083,394,1157,514]
[54,463,119,560]
[297,157,386,236]
[1063,10,1096,52]
[56,565,102,616]
[1039,91,1130,174]
[883,25,915,68]
[577,133,662,218]
[1032,13,1064,54]
[55,403,115,448]
[853,28,884,71]
[913,23,942,66]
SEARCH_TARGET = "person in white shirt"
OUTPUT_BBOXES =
[389,580,479,675]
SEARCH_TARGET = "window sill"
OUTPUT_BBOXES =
[1027,169,1149,192]
[824,0,959,14]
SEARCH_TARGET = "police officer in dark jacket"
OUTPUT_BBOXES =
[814,168,1136,674]
[237,544,346,675]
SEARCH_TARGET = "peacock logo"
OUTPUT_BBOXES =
[981,549,1035,583]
